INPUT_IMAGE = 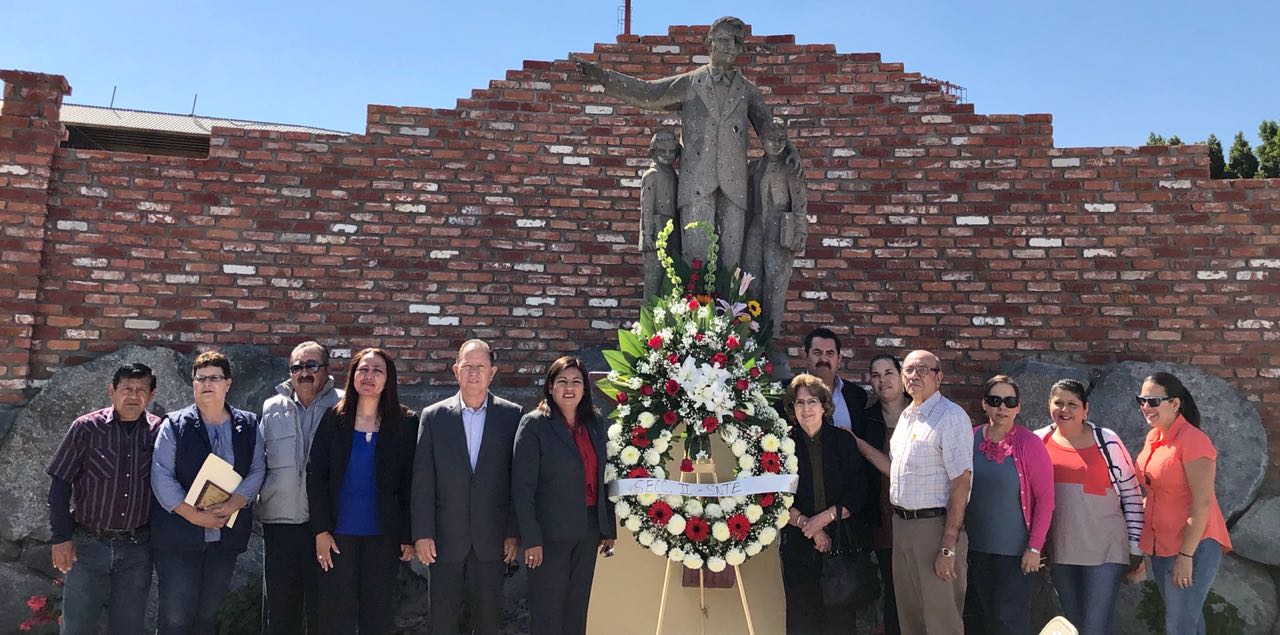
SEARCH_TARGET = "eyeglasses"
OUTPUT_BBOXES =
[289,361,327,374]
[984,395,1020,409]
[1135,395,1176,408]
[901,366,938,377]
[193,375,227,385]
[794,398,823,410]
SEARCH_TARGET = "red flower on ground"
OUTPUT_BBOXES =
[685,516,711,542]
[664,379,680,396]
[680,457,694,473]
[760,452,782,473]
[640,384,655,397]
[749,366,762,378]
[648,334,663,349]
[626,467,651,478]
[758,493,776,507]
[702,415,719,433]
[726,335,739,350]
[663,411,678,426]
[616,392,628,404]
[711,352,729,367]
[727,513,751,541]
[631,427,651,448]
[733,410,747,422]
[648,501,674,526]
[735,378,749,391]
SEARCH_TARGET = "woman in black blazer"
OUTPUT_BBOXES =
[307,347,416,635]
[513,356,616,635]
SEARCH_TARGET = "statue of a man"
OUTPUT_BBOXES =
[641,130,681,299]
[577,16,796,273]
[744,118,807,324]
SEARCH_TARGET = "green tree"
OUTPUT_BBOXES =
[1206,134,1226,179]
[1257,120,1280,178]
[1167,135,1183,146]
[1226,131,1259,178]
[1147,132,1166,145]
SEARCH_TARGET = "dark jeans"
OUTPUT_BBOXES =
[527,506,601,635]
[430,549,507,635]
[60,533,152,635]
[263,522,320,635]
[1050,562,1127,635]
[316,534,400,635]
[779,526,856,635]
[967,551,1032,635]
[875,548,900,635]
[154,543,240,635]
[1150,539,1224,635]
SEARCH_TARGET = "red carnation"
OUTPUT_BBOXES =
[665,379,680,396]
[684,516,711,542]
[726,335,739,350]
[692,259,703,270]
[727,513,751,541]
[688,299,700,311]
[667,353,680,364]
[680,457,694,473]
[648,334,663,349]
[640,384,655,397]
[648,501,674,526]
[733,410,747,422]
[760,452,782,473]
[749,366,761,378]
[626,467,651,478]
[758,493,776,507]
[711,352,729,367]
[631,427,651,448]
[663,411,678,425]
[702,415,719,433]
[764,362,775,375]
[616,392,628,405]
[735,378,749,391]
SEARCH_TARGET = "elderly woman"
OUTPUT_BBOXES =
[512,356,616,635]
[966,375,1054,635]
[1034,379,1144,635]
[1135,372,1231,635]
[307,348,416,635]
[782,373,868,635]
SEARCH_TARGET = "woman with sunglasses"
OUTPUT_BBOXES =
[1134,372,1231,635]
[1033,379,1144,635]
[965,375,1054,635]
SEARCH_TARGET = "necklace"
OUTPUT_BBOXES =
[979,424,1014,463]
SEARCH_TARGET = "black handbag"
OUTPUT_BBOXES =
[819,507,880,608]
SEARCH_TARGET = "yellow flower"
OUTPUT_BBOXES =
[746,300,762,317]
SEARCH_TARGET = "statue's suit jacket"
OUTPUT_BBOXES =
[411,393,523,563]
[601,64,773,212]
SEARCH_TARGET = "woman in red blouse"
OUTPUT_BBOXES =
[1134,372,1231,635]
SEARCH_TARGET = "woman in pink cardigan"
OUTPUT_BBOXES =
[966,375,1055,635]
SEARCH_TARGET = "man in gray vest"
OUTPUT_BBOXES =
[258,341,343,634]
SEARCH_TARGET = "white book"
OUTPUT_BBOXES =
[184,453,242,528]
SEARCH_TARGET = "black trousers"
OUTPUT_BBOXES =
[780,526,857,635]
[263,522,320,635]
[527,507,601,635]
[430,549,507,635]
[316,534,400,635]
[876,547,900,635]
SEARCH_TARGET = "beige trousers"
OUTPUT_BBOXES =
[892,515,968,635]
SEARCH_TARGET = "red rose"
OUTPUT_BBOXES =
[667,353,680,364]
[749,366,761,378]
[640,384,655,396]
[627,467,651,478]
[684,516,711,542]
[760,452,782,473]
[733,410,747,422]
[680,457,694,473]
[665,379,680,396]
[764,362,775,375]
[648,335,663,349]
[691,273,700,282]
[702,415,719,433]
[688,299,699,311]
[686,283,695,291]
[616,392,628,404]
[694,332,704,342]
[726,335,739,350]
[631,427,651,448]
[692,259,703,270]
[648,501,674,526]
[663,411,678,425]
[711,352,729,367]
[735,378,749,391]
[758,493,776,507]
[727,513,751,541]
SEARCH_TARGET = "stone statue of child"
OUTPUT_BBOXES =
[641,130,681,299]
[743,117,807,324]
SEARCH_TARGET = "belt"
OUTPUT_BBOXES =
[77,526,150,543]
[892,506,946,520]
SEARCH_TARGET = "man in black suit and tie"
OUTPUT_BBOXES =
[413,339,523,635]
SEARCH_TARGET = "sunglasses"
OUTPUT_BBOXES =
[983,395,1020,409]
[289,361,328,374]
[1135,395,1176,408]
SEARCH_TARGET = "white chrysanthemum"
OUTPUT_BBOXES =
[637,493,658,506]
[652,466,667,479]
[707,557,727,573]
[760,434,780,453]
[719,497,737,512]
[745,504,764,523]
[758,527,777,546]
[615,501,631,519]
[652,436,670,453]
[785,455,799,473]
[684,499,703,517]
[682,554,704,570]
[721,425,739,444]
[665,495,684,507]
[606,440,622,456]
[669,547,685,562]
[638,531,655,547]
[725,548,747,566]
[745,542,763,557]
[774,512,790,529]
[603,465,617,483]
[625,516,642,532]
[782,494,795,508]
[607,424,622,441]
[731,439,748,456]
[712,522,731,541]
[638,411,656,429]
[737,454,754,471]
[650,540,668,556]
[667,514,687,536]
[781,437,797,454]
[643,448,662,466]
[619,446,641,466]
[705,503,723,518]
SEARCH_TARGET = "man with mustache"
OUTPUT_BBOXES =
[887,350,973,635]
[258,341,344,634]
[802,327,869,434]
[47,363,163,635]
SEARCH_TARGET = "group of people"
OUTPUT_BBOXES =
[778,328,1232,635]
[46,340,613,635]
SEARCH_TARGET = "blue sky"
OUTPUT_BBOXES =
[4,0,1277,148]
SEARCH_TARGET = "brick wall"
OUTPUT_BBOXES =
[1,25,1277,472]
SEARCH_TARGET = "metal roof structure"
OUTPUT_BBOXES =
[54,102,351,136]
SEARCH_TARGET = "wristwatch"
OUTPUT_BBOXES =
[940,547,955,558]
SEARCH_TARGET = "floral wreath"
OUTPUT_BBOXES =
[597,221,798,572]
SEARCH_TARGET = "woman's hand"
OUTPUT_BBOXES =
[524,545,544,569]
[1126,559,1147,584]
[800,510,831,539]
[315,532,340,572]
[399,544,413,562]
[1173,554,1194,589]
[813,531,832,553]
[1020,548,1042,574]
[599,539,615,557]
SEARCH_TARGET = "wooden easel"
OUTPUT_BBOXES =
[653,451,757,635]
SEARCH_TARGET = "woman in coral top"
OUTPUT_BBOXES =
[1134,372,1231,635]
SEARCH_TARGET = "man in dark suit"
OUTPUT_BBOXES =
[412,340,523,635]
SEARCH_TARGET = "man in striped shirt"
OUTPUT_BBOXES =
[47,362,163,635]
